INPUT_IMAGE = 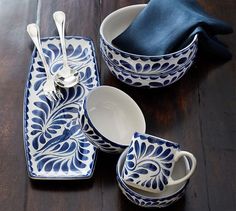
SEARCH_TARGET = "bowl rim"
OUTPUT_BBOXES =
[84,85,146,147]
[100,4,198,58]
[116,148,190,199]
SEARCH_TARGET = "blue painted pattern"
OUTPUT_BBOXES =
[116,148,189,208]
[79,99,126,154]
[123,132,179,192]
[100,35,198,88]
[24,36,100,179]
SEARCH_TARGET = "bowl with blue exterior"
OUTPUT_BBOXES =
[79,86,146,154]
[116,148,190,208]
[100,4,198,88]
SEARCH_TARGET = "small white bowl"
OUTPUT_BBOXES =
[116,148,190,208]
[80,86,146,153]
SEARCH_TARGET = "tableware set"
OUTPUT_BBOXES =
[24,11,100,179]
[24,6,198,208]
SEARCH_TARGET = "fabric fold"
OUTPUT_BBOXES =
[112,0,233,60]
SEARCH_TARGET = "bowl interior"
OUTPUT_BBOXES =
[117,148,189,198]
[86,86,146,146]
[100,4,145,44]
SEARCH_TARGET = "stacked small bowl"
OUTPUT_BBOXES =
[117,148,191,208]
[100,4,198,88]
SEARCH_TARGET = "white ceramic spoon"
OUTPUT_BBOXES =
[53,11,79,88]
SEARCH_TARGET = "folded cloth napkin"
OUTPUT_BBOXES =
[112,0,233,60]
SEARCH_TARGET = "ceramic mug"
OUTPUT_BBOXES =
[79,86,146,153]
[117,148,191,208]
[122,132,197,193]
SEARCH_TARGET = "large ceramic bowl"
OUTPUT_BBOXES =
[100,4,198,88]
[116,148,190,208]
[80,86,146,153]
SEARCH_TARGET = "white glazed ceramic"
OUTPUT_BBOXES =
[122,132,197,193]
[116,148,190,208]
[24,36,100,179]
[100,4,198,88]
[80,86,146,153]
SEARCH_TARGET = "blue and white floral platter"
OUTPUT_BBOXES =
[23,36,100,179]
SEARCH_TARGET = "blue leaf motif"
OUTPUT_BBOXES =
[163,169,170,176]
[39,135,46,144]
[162,154,174,162]
[31,130,40,135]
[120,60,135,71]
[139,134,146,140]
[143,64,151,72]
[152,146,163,157]
[34,79,45,91]
[129,173,139,178]
[55,114,73,120]
[152,63,161,71]
[80,48,89,59]
[158,179,164,191]
[162,163,172,168]
[33,139,39,150]
[36,67,45,73]
[71,44,82,57]
[127,161,135,169]
[134,140,140,157]
[31,124,42,130]
[45,160,55,172]
[139,163,158,172]
[135,169,148,174]
[152,179,157,189]
[34,101,49,116]
[36,73,46,79]
[136,63,142,72]
[140,142,146,157]
[128,146,134,154]
[127,154,134,160]
[62,161,69,172]
[124,135,177,192]
[25,37,99,178]
[145,145,155,157]
[159,148,171,158]
[48,44,60,58]
[53,162,61,172]
[43,48,53,62]
[162,174,168,185]
[146,179,152,188]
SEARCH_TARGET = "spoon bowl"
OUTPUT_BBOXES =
[55,72,79,88]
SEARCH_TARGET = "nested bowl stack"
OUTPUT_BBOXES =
[116,148,190,208]
[100,4,198,88]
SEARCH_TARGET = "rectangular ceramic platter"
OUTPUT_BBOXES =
[24,36,100,179]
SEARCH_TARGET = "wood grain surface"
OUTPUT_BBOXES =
[0,0,235,210]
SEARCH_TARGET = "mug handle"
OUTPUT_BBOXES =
[168,151,197,186]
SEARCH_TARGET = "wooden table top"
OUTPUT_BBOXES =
[0,0,235,210]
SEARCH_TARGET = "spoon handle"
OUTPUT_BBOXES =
[53,11,69,68]
[27,23,51,78]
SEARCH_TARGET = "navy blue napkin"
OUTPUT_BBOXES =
[112,0,233,60]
